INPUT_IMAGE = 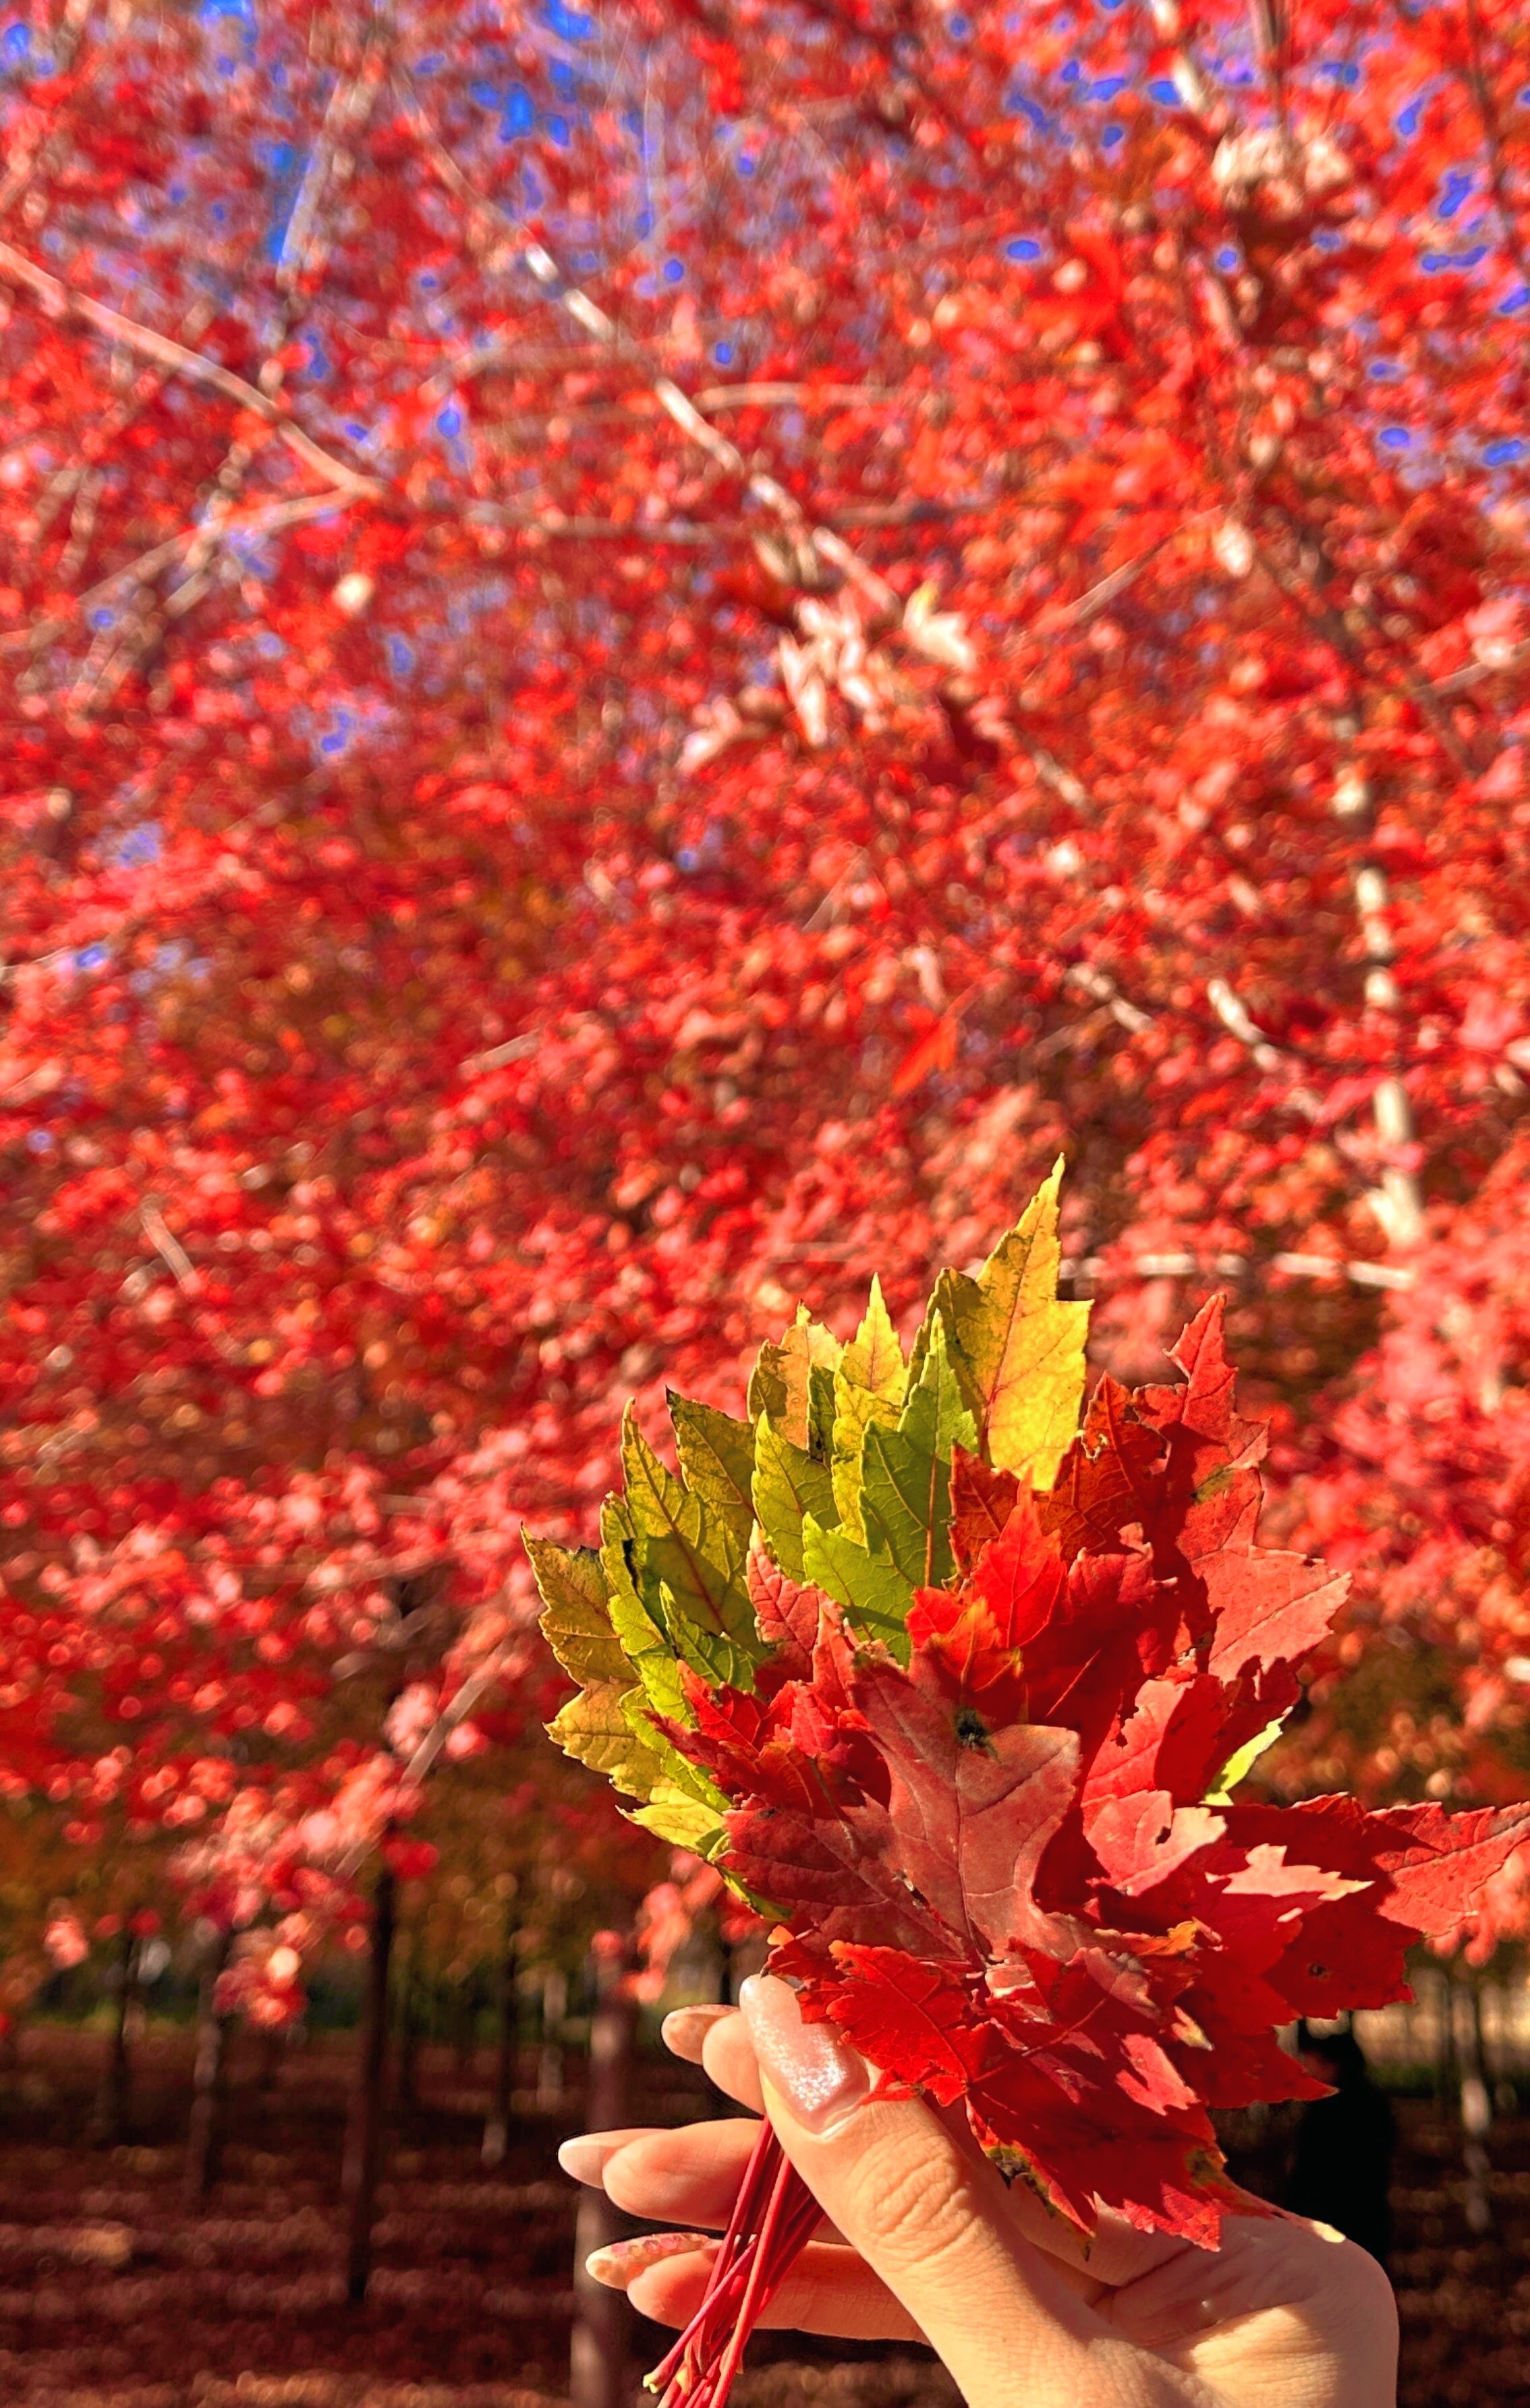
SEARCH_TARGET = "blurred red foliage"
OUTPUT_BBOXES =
[1,0,1528,1988]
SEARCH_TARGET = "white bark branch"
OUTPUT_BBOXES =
[0,238,380,496]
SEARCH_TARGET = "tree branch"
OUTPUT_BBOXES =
[0,238,381,497]
[397,74,901,619]
[3,491,358,659]
[1461,0,1530,297]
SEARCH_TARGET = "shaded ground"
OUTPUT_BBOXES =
[0,2028,1523,2406]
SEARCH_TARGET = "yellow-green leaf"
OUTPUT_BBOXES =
[754,1416,839,1581]
[620,1688,731,1810]
[669,1392,756,1543]
[666,1605,762,1695]
[802,1513,915,1659]
[831,1383,897,1539]
[859,1320,975,1590]
[797,1306,844,1372]
[747,1309,841,1449]
[1203,1715,1290,1806]
[528,1537,625,1688]
[629,1790,729,1851]
[748,1327,810,1447]
[622,1406,754,1648]
[843,1275,907,1403]
[808,1362,837,1465]
[902,1311,977,1460]
[832,1278,907,1539]
[933,1161,1089,1487]
[547,1682,666,1801]
[601,1496,687,1723]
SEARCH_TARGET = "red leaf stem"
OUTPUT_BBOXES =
[647,2121,820,2407]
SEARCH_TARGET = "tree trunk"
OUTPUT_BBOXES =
[1485,1980,1518,2116]
[256,2025,285,2109]
[92,1928,139,2146]
[1330,740,1424,1248]
[1434,1964,1454,2111]
[396,1933,421,2115]
[453,1973,478,2080]
[1455,1974,1494,2236]
[482,1925,518,2169]
[569,1945,636,2408]
[184,1930,235,2201]
[343,1864,397,2305]
[538,1965,568,2111]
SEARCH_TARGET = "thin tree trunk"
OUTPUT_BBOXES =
[257,2026,285,2104]
[453,1972,478,2080]
[1473,1982,1492,2088]
[92,1927,139,2146]
[396,1931,421,2115]
[538,1966,568,2111]
[1434,1964,1454,2111]
[482,1924,518,2168]
[1456,1974,1494,2235]
[570,1944,636,2408]
[185,1929,235,2201]
[1331,747,1425,1249]
[343,1864,397,2305]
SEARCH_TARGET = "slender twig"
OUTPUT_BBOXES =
[397,74,899,619]
[3,491,356,658]
[0,0,95,219]
[0,239,380,495]
[1461,0,1530,295]
[65,46,387,713]
[396,1630,521,1792]
[139,1201,246,1365]
[1427,638,1530,698]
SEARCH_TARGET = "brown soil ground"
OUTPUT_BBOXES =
[0,2028,1524,2408]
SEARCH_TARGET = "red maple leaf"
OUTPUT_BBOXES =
[654,1321,1530,2247]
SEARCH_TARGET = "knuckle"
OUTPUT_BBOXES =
[845,2133,982,2274]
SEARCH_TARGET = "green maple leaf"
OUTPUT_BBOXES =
[619,1686,731,1811]
[930,1159,1089,1487]
[669,1391,756,1545]
[536,1170,1094,1829]
[753,1415,839,1580]
[747,1308,841,1452]
[600,1495,689,1722]
[621,1406,760,1688]
[802,1512,915,1659]
[860,1319,975,1592]
[629,1788,729,1850]
[832,1276,907,1540]
[547,1681,664,1800]
[527,1537,627,1689]
[548,1680,727,1857]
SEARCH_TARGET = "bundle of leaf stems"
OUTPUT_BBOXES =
[646,2119,819,2406]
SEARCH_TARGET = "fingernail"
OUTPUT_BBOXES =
[559,2135,619,2184]
[660,2003,735,2060]
[739,1972,870,2135]
[586,2231,716,2289]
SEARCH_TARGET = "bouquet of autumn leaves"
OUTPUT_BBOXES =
[532,1172,1529,2403]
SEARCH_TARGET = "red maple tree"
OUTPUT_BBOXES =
[2,0,1529,2003]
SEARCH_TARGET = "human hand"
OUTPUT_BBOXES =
[559,1974,1398,2408]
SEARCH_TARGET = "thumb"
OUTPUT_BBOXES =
[738,1975,1145,2408]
